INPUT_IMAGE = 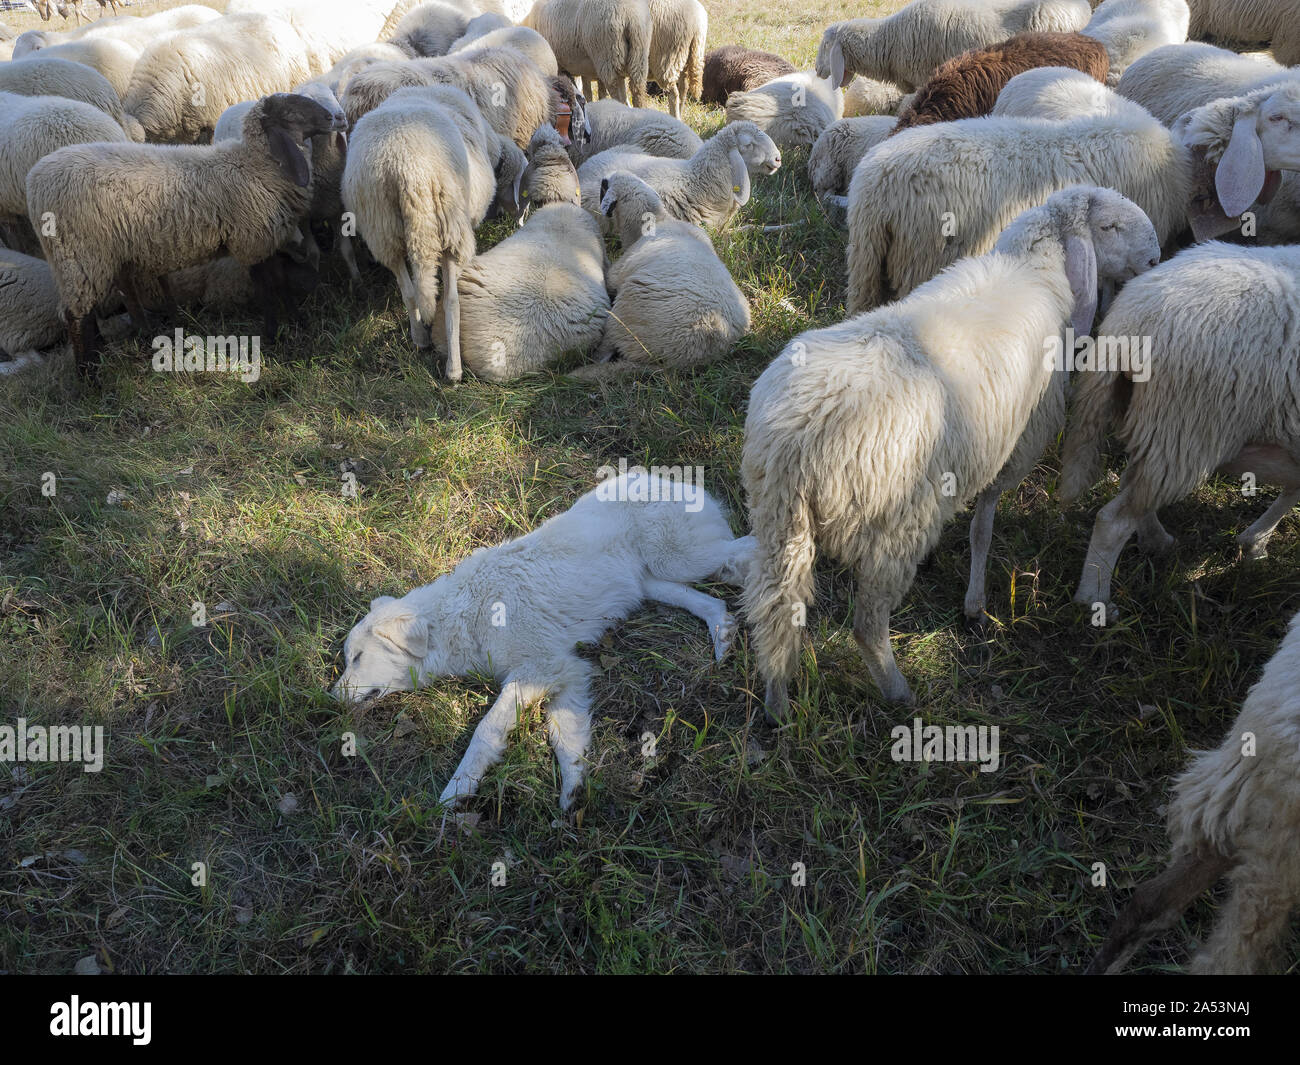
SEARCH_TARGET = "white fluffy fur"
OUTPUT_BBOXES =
[646,0,706,119]
[808,114,894,205]
[568,97,702,165]
[0,54,143,139]
[742,187,1160,715]
[1117,41,1288,125]
[843,75,907,117]
[724,70,844,151]
[523,0,652,106]
[332,471,756,811]
[0,247,63,374]
[993,65,1132,119]
[1186,0,1300,67]
[449,25,560,75]
[1081,0,1189,85]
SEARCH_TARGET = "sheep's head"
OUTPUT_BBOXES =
[1178,81,1300,239]
[490,136,529,219]
[600,171,665,246]
[816,19,877,89]
[331,596,430,706]
[293,81,350,155]
[717,122,779,207]
[523,124,580,208]
[257,92,348,188]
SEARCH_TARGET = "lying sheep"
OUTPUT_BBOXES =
[0,54,143,139]
[1117,41,1287,125]
[123,13,317,143]
[646,0,706,119]
[1081,0,1189,84]
[523,0,652,106]
[845,82,1300,311]
[1059,243,1300,608]
[702,44,796,106]
[432,200,608,382]
[993,64,1130,118]
[163,253,320,314]
[342,85,520,378]
[578,120,781,229]
[17,36,141,100]
[574,171,749,377]
[449,25,560,75]
[1187,0,1300,67]
[724,71,844,151]
[387,1,475,57]
[13,5,220,57]
[1,91,129,251]
[1088,608,1300,973]
[27,92,346,370]
[449,11,513,48]
[522,123,582,207]
[318,43,415,97]
[743,186,1160,715]
[0,248,63,376]
[817,0,1092,93]
[808,115,894,208]
[843,76,907,117]
[892,31,1110,133]
[568,98,701,164]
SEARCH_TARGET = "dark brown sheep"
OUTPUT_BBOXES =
[891,32,1109,135]
[702,45,797,106]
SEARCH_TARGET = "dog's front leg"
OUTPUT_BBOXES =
[439,675,545,807]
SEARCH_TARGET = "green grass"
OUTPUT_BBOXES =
[2,0,1298,975]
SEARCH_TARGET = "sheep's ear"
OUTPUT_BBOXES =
[267,125,312,187]
[369,595,398,612]
[830,36,846,90]
[373,610,429,658]
[729,148,751,206]
[1216,111,1266,218]
[1065,233,1098,337]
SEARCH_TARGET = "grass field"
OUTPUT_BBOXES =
[2,0,1297,975]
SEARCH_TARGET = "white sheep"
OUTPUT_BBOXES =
[27,92,346,370]
[844,81,1300,312]
[13,5,220,57]
[577,120,781,229]
[523,0,652,106]
[1080,0,1189,85]
[1186,0,1300,67]
[724,70,844,151]
[1059,243,1300,609]
[743,186,1160,715]
[0,247,63,376]
[448,25,559,75]
[318,43,415,98]
[15,36,141,100]
[341,84,517,379]
[1087,608,1300,974]
[450,12,514,48]
[808,114,894,208]
[816,0,1092,93]
[0,54,144,139]
[386,0,475,57]
[1117,41,1287,125]
[568,97,701,164]
[521,122,581,207]
[843,75,907,117]
[993,65,1132,119]
[646,0,706,119]
[225,0,398,75]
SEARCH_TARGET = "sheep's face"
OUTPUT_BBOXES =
[1255,86,1300,173]
[1087,192,1161,284]
[732,124,782,175]
[331,596,429,706]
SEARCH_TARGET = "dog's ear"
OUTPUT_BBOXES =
[369,595,397,612]
[373,610,429,658]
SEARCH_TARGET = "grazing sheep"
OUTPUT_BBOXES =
[123,13,317,143]
[575,171,749,376]
[16,36,141,100]
[993,65,1131,119]
[1186,0,1300,67]
[522,123,582,207]
[724,70,844,151]
[843,75,907,117]
[431,201,609,381]
[568,97,701,164]
[845,82,1300,311]
[332,470,756,812]
[318,43,416,97]
[578,120,781,229]
[1081,0,1189,84]
[341,85,517,378]
[816,0,1093,94]
[702,44,796,106]
[646,0,706,119]
[27,92,346,370]
[1059,244,1300,608]
[523,0,652,106]
[743,186,1160,715]
[0,247,63,376]
[386,0,475,57]
[1117,41,1287,125]
[1,91,129,251]
[1087,608,1300,974]
[449,25,560,75]
[0,55,143,139]
[808,115,894,207]
[892,31,1110,133]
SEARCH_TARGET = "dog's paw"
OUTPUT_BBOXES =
[438,773,478,808]
[712,612,738,662]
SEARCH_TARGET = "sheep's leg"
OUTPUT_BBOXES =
[395,261,430,350]
[541,658,594,812]
[852,580,913,706]
[441,252,461,383]
[1136,511,1176,555]
[667,82,681,119]
[339,234,362,285]
[249,258,282,341]
[0,350,44,375]
[1190,855,1299,974]
[643,577,735,662]
[1073,485,1145,611]
[964,487,999,621]
[66,309,102,378]
[1238,488,1300,559]
[439,675,548,808]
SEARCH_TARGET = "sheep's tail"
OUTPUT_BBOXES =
[685,23,704,101]
[1058,366,1126,503]
[623,10,651,104]
[398,175,473,331]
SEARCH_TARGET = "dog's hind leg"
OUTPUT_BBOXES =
[440,674,547,808]
[643,577,735,662]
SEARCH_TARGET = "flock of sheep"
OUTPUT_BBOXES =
[1,0,1299,973]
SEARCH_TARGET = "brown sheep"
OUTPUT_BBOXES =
[891,31,1109,134]
[701,44,796,106]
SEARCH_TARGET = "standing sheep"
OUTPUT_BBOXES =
[577,120,781,229]
[16,36,141,100]
[742,186,1160,715]
[808,115,894,208]
[724,71,844,151]
[1186,0,1300,67]
[449,25,560,75]
[1080,0,1189,84]
[702,45,796,106]
[1059,244,1300,609]
[523,0,652,107]
[567,97,701,164]
[27,92,346,370]
[816,0,1093,94]
[12,5,220,57]
[386,1,476,57]
[1087,608,1300,974]
[1116,41,1287,125]
[891,31,1110,133]
[646,0,705,119]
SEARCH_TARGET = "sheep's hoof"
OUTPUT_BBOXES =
[763,680,790,724]
[1139,530,1177,556]
[711,613,737,662]
[963,609,990,638]
[1237,535,1269,560]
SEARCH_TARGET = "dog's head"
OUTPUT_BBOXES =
[331,595,430,705]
